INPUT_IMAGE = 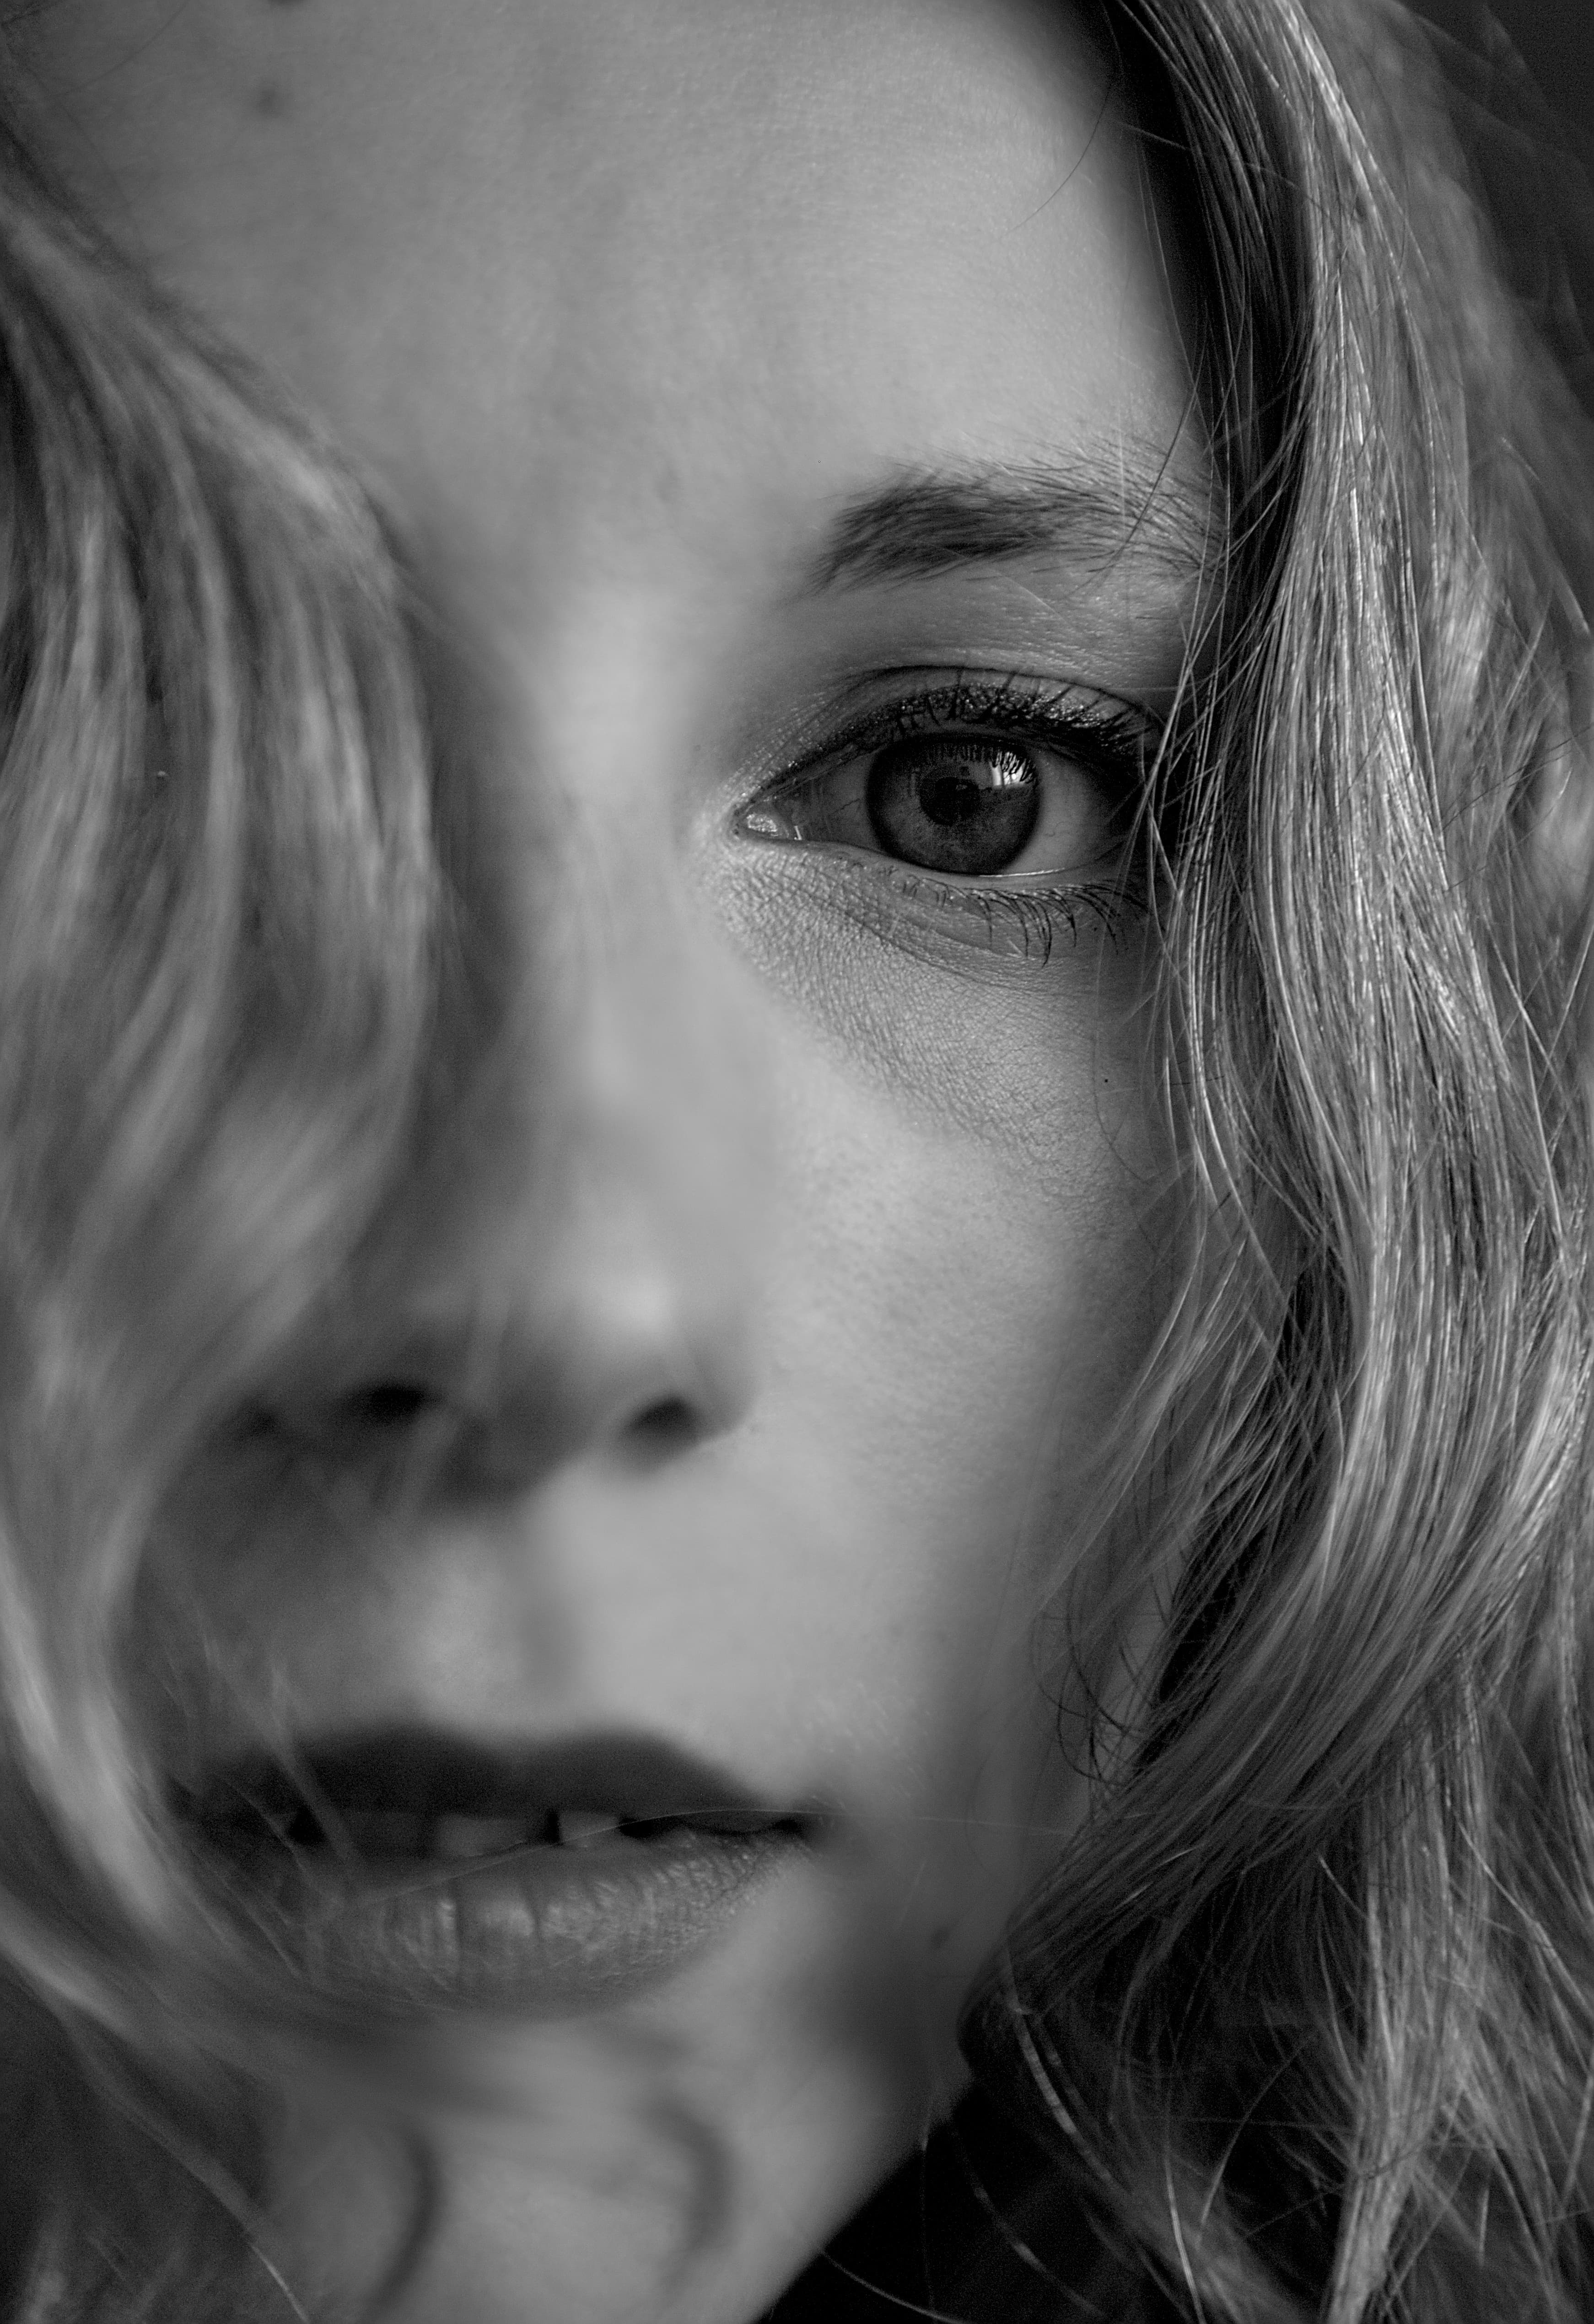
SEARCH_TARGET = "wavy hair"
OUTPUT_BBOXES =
[0,2,1592,2320]
[0,58,445,2322]
[963,2,1594,2320]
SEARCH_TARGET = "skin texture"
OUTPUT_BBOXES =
[18,2,1210,2317]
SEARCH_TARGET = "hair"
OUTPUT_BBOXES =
[0,2,1591,2320]
[0,56,447,2320]
[962,2,1594,2318]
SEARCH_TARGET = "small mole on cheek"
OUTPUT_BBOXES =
[251,81,291,120]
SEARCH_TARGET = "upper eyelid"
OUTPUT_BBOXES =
[751,670,1162,801]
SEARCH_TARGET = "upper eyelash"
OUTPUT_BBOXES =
[755,670,1158,820]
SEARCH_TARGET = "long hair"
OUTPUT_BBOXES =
[0,59,444,2322]
[0,3,1592,2320]
[962,3,1594,2319]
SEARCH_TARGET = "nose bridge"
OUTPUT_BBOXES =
[453,827,761,1474]
[530,602,755,1327]
[555,878,748,1318]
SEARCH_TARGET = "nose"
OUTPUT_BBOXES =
[322,906,761,1496]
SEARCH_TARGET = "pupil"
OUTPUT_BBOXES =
[865,739,1039,876]
[919,770,985,827]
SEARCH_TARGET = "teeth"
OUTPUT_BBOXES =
[556,1809,623,1850]
[431,1814,534,1861]
[309,1808,632,1859]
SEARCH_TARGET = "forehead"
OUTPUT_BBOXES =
[18,0,1200,600]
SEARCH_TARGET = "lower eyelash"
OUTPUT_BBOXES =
[861,859,1136,960]
[982,884,1131,960]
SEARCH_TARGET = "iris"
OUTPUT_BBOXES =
[866,737,1040,875]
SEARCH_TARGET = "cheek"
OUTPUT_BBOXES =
[717,865,1166,1820]
[724,858,1165,1503]
[723,848,1160,1185]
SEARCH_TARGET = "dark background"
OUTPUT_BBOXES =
[1413,0,1593,164]
[1477,0,1590,142]
[1404,0,1594,404]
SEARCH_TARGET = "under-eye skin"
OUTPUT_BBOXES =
[738,672,1155,960]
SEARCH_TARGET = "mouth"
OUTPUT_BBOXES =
[176,1728,815,2015]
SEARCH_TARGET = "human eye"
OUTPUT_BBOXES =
[736,673,1154,959]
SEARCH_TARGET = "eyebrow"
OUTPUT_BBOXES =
[802,448,1217,596]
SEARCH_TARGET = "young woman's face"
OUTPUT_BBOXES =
[24,0,1207,2315]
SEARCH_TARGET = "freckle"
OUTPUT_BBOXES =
[252,80,290,119]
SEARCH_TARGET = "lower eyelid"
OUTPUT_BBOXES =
[896,871,1129,957]
[753,841,1138,967]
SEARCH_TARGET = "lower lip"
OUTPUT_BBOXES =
[215,1825,803,2013]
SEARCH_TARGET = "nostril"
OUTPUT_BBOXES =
[623,1396,703,1460]
[226,1378,457,1473]
[334,1381,441,1432]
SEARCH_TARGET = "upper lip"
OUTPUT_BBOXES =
[174,1726,811,1849]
